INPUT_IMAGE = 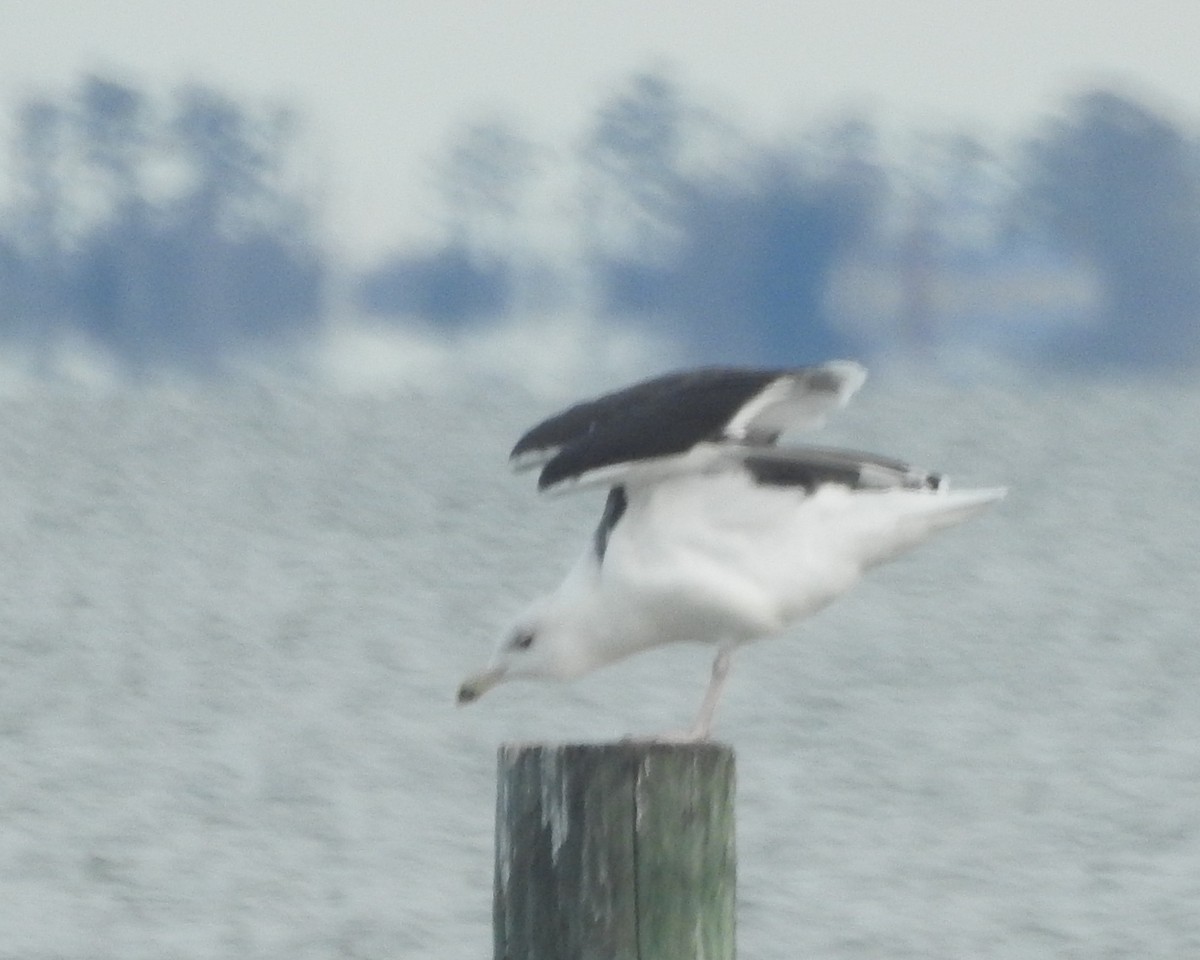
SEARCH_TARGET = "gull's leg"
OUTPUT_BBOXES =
[685,647,734,740]
[623,647,736,743]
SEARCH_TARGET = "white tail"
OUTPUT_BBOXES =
[853,485,1007,569]
[926,486,1008,526]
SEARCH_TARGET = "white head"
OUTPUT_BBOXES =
[456,594,603,705]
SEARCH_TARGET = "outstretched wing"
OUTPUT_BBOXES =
[726,444,943,492]
[586,444,941,565]
[512,361,867,493]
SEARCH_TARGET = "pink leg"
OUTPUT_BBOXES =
[686,647,734,740]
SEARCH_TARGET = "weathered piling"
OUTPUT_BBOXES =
[494,742,736,960]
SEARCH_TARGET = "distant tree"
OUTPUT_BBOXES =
[79,75,148,220]
[356,119,536,328]
[1018,89,1200,367]
[886,130,1007,352]
[358,241,512,328]
[579,70,699,260]
[4,97,69,346]
[11,98,66,255]
[0,75,324,370]
[164,85,322,361]
[70,76,156,357]
[438,119,540,250]
[664,147,883,363]
[171,85,310,236]
[580,71,885,364]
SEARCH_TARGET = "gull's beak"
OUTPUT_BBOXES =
[457,666,505,705]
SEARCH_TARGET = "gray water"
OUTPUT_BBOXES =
[0,369,1197,958]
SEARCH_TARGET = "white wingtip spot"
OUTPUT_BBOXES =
[727,360,869,439]
[823,360,868,406]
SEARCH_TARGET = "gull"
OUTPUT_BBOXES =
[457,361,1005,739]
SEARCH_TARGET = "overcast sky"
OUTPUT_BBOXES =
[2,1,1197,264]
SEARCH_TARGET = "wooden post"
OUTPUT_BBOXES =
[494,742,736,960]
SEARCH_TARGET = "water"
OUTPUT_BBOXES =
[0,370,1197,958]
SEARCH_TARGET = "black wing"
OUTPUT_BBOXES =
[732,444,943,493]
[510,367,782,469]
[512,361,866,493]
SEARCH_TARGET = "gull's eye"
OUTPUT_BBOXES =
[511,630,535,651]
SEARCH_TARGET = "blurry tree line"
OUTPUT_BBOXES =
[4,71,1200,373]
[361,73,1200,370]
[0,74,322,369]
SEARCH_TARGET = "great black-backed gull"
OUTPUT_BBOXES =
[457,361,1005,739]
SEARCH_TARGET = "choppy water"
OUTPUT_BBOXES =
[1,368,1198,958]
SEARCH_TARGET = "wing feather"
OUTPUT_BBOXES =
[514,361,867,494]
